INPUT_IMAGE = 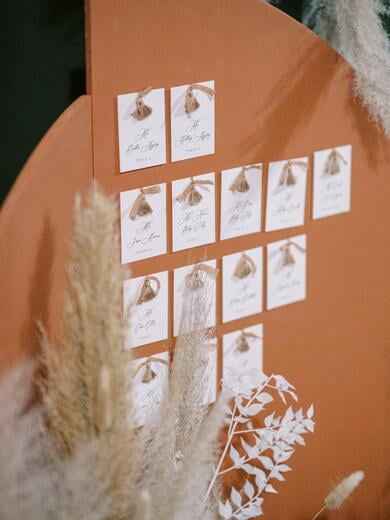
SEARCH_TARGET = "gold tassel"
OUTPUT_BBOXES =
[328,154,340,174]
[235,329,261,353]
[324,149,346,175]
[131,87,153,120]
[185,269,204,290]
[133,356,169,383]
[233,253,256,279]
[137,194,153,217]
[279,160,307,187]
[236,174,250,193]
[132,97,152,120]
[176,177,214,205]
[281,244,295,266]
[137,276,160,305]
[279,162,296,186]
[185,87,200,114]
[235,335,250,353]
[184,83,215,114]
[129,185,161,220]
[184,262,218,291]
[142,361,157,384]
[229,169,250,193]
[188,185,203,206]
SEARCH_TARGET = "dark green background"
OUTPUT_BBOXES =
[0,0,85,204]
[3,0,389,204]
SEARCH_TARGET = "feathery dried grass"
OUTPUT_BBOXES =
[39,185,137,519]
[303,0,390,136]
[0,363,56,520]
[325,470,365,510]
[1,185,314,520]
[138,276,223,520]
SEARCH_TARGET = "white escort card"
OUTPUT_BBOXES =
[172,173,215,252]
[220,164,262,240]
[266,234,306,310]
[173,260,217,336]
[223,324,263,394]
[123,271,168,348]
[313,144,352,219]
[170,81,215,162]
[265,157,308,231]
[117,87,166,173]
[130,351,169,427]
[120,184,166,264]
[222,247,263,323]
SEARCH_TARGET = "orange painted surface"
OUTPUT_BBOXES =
[0,96,93,368]
[1,1,390,517]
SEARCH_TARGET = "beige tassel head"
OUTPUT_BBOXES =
[281,244,295,266]
[236,174,250,193]
[137,277,159,305]
[325,151,341,175]
[132,96,152,120]
[279,162,296,186]
[185,270,204,291]
[230,170,250,193]
[235,335,250,353]
[185,87,200,114]
[137,194,153,218]
[188,185,203,206]
[142,362,157,384]
[233,254,256,279]
[286,163,296,185]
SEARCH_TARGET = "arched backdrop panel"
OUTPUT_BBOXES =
[0,96,92,367]
[1,1,390,518]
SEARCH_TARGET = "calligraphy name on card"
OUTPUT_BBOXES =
[220,164,262,240]
[173,260,217,336]
[313,144,352,219]
[172,173,216,252]
[123,271,168,348]
[117,87,166,172]
[223,324,263,394]
[265,157,308,231]
[222,247,263,323]
[266,234,306,310]
[120,184,166,264]
[170,81,215,162]
[130,352,169,427]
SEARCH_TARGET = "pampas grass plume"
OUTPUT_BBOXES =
[95,365,112,433]
[325,470,365,510]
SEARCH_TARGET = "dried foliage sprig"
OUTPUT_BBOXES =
[303,0,390,136]
[213,375,314,519]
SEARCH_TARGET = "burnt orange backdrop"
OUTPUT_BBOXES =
[1,1,390,518]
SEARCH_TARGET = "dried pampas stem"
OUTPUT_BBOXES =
[135,489,152,520]
[95,365,112,433]
[325,470,365,509]
[312,470,365,519]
